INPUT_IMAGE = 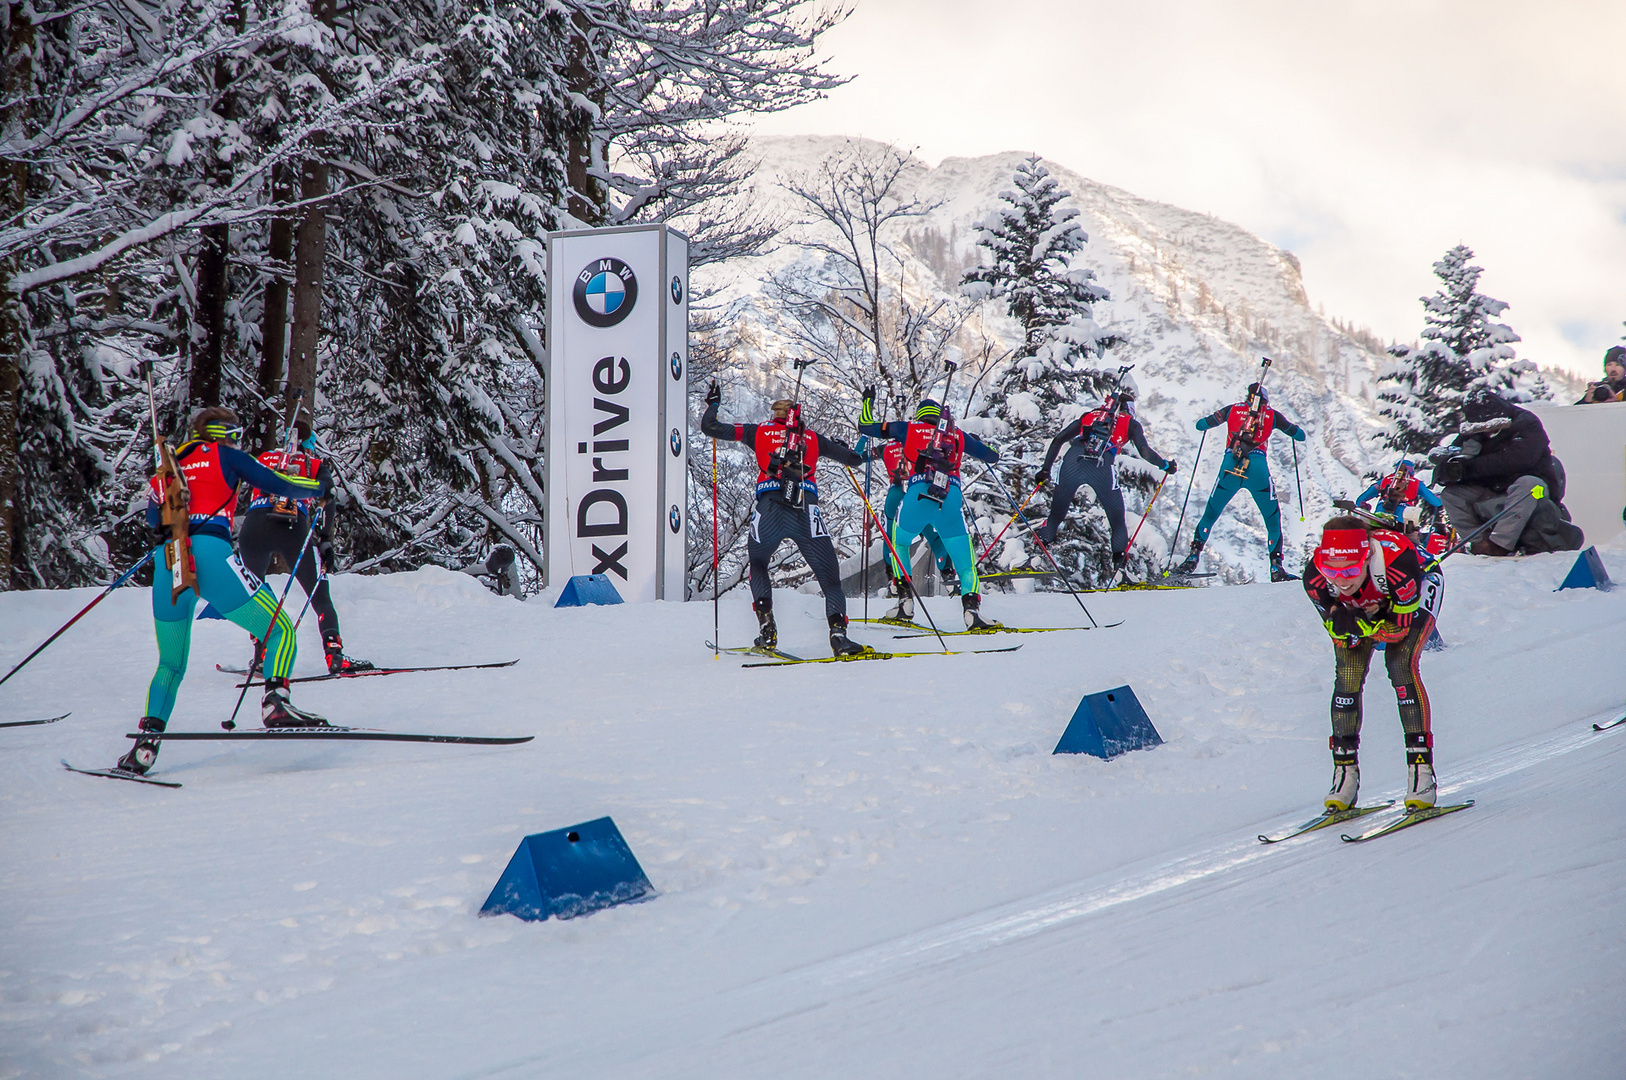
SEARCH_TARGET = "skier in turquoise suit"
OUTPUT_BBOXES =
[858,389,1002,629]
[1175,382,1306,582]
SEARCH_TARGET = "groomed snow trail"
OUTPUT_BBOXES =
[1,545,1622,1078]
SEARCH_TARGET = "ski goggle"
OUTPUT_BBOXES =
[202,422,245,442]
[1316,558,1366,581]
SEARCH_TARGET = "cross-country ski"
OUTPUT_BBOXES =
[1258,801,1396,843]
[132,729,534,747]
[1341,800,1476,842]
[61,759,182,788]
[218,659,519,686]
[0,712,69,729]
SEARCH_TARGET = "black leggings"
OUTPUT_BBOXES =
[237,509,339,640]
[747,495,846,619]
[1330,613,1433,742]
[1041,446,1127,553]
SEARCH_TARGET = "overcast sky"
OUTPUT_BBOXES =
[748,0,1625,380]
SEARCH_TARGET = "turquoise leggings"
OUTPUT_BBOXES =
[882,483,948,576]
[892,483,979,596]
[147,534,296,721]
[1193,451,1282,550]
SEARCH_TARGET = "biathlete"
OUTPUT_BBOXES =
[238,423,372,674]
[1356,458,1449,558]
[1303,515,1446,812]
[1176,382,1306,582]
[858,391,1002,630]
[118,408,332,777]
[865,427,954,618]
[701,383,869,657]
[1034,382,1176,571]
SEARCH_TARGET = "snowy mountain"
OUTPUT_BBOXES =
[703,136,1399,579]
[2,546,1623,1076]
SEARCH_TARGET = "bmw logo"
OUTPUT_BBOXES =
[669,505,681,533]
[670,275,683,304]
[572,258,638,328]
[670,351,682,380]
[670,428,682,456]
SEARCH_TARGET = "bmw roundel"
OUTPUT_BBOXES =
[669,505,682,533]
[670,351,682,380]
[670,275,684,304]
[573,258,638,328]
[670,428,682,456]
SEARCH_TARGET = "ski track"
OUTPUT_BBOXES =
[0,547,1622,1078]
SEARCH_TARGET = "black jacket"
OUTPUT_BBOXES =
[1458,403,1560,495]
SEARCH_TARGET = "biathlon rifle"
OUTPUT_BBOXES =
[142,361,196,603]
[1225,356,1273,477]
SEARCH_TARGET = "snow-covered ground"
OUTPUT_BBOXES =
[2,547,1623,1079]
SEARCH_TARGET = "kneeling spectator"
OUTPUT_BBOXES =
[1429,390,1583,556]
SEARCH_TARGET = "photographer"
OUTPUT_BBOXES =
[1576,347,1626,404]
[1430,390,1580,556]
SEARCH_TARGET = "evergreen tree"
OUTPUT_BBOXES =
[960,156,1125,584]
[1378,244,1548,455]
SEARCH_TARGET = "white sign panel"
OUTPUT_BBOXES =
[545,224,688,601]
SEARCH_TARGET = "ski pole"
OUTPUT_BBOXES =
[711,433,720,659]
[1292,440,1304,522]
[1165,428,1207,574]
[977,479,1045,565]
[979,463,1100,628]
[1423,485,1543,571]
[225,519,320,730]
[842,466,951,652]
[1123,470,1170,560]
[0,548,158,689]
[861,440,872,622]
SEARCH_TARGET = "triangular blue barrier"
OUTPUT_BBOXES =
[1054,684,1163,759]
[555,574,624,608]
[1557,546,1612,592]
[480,816,653,922]
[197,603,225,621]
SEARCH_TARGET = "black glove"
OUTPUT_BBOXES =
[862,384,876,406]
[1163,459,1178,474]
[317,539,335,569]
[704,381,721,407]
[1034,472,1050,491]
[147,522,169,547]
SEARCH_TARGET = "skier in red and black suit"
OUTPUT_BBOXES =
[238,424,372,674]
[1034,383,1175,572]
[702,383,869,656]
[1303,516,1446,814]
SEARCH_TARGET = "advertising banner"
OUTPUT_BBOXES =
[545,224,688,601]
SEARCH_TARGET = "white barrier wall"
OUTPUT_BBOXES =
[1525,401,1626,547]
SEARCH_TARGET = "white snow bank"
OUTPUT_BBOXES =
[0,553,1622,1078]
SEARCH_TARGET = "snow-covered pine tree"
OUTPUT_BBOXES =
[1378,244,1549,455]
[960,156,1124,584]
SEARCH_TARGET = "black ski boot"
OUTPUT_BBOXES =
[323,632,375,675]
[752,598,778,651]
[1175,540,1204,575]
[115,717,166,775]
[262,678,330,728]
[962,593,1002,631]
[1268,542,1297,582]
[828,613,869,657]
[938,557,960,596]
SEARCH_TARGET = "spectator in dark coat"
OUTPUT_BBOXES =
[1577,347,1626,404]
[1430,390,1579,556]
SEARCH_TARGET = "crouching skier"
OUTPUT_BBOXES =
[1303,515,1446,812]
[701,383,870,656]
[119,408,332,776]
[858,390,1003,630]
